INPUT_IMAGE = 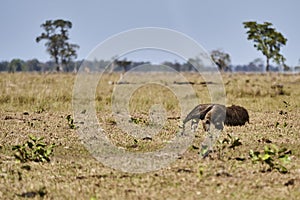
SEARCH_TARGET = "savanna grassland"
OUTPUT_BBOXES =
[0,72,300,199]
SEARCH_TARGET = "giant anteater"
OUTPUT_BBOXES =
[183,104,249,131]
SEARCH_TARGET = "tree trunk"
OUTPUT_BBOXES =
[266,58,270,72]
[54,56,60,72]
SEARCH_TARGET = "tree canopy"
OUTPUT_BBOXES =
[243,21,287,72]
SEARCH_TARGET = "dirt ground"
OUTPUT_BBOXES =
[0,72,299,199]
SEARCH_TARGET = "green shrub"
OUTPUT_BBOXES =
[12,135,55,163]
[249,144,292,173]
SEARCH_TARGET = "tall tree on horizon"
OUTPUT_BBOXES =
[243,21,287,72]
[36,19,79,71]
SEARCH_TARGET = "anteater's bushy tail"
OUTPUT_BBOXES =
[225,105,249,126]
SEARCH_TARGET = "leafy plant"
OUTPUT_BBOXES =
[219,134,242,149]
[249,144,292,173]
[130,116,148,125]
[227,134,242,149]
[66,114,76,129]
[198,165,204,177]
[12,135,55,162]
[214,134,243,160]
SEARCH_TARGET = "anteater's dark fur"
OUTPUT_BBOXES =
[224,105,249,126]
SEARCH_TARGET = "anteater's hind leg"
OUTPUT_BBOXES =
[202,118,211,132]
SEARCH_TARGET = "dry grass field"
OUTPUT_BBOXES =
[0,72,300,199]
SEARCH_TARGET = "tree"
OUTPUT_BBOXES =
[210,49,231,71]
[114,59,132,72]
[36,19,79,71]
[187,57,205,71]
[247,58,264,72]
[243,21,287,72]
[0,61,9,71]
[9,59,25,73]
[26,59,42,71]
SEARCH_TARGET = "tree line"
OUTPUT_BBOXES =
[0,59,81,73]
[0,57,293,73]
[1,19,298,73]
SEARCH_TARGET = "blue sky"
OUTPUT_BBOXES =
[1,0,299,66]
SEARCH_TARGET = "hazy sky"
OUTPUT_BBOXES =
[1,0,299,66]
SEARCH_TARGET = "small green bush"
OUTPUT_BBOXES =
[249,144,292,173]
[12,135,55,163]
